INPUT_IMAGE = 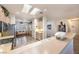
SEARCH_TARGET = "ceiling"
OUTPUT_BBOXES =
[32,4,79,20]
[2,4,79,20]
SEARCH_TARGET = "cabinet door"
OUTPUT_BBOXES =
[73,34,79,54]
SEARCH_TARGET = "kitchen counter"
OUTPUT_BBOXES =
[8,33,75,54]
[0,35,14,53]
[0,35,14,40]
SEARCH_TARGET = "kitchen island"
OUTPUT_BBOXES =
[8,33,75,54]
[0,35,14,53]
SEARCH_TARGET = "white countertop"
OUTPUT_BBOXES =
[0,35,14,40]
[9,33,75,54]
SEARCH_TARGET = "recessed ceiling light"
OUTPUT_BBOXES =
[30,8,42,15]
[22,4,32,13]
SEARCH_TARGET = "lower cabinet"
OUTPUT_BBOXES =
[36,32,43,40]
[73,34,79,54]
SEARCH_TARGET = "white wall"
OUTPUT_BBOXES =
[43,17,70,38]
[68,19,79,33]
[43,16,57,38]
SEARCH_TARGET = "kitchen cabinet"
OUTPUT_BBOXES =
[68,19,79,53]
[36,32,43,40]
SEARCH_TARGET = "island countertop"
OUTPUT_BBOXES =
[8,33,75,54]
